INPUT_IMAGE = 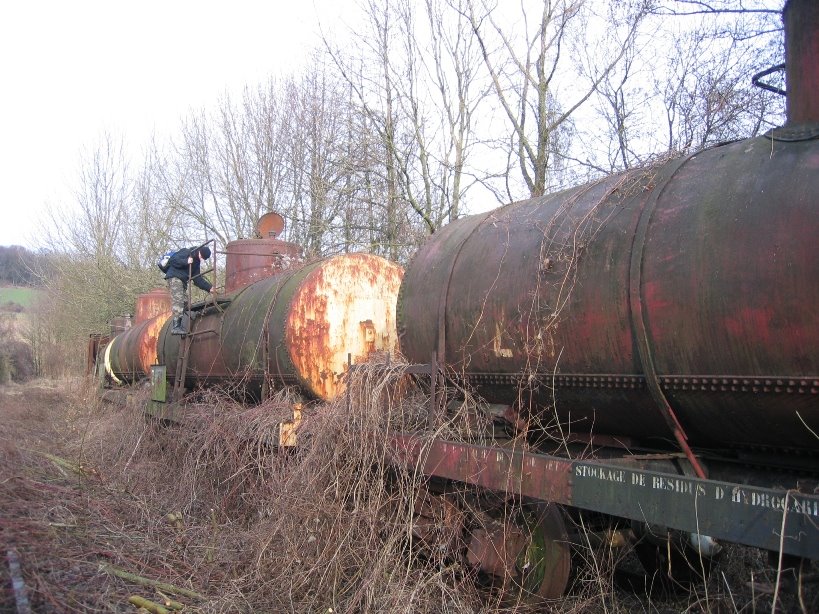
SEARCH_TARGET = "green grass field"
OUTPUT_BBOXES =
[0,286,42,310]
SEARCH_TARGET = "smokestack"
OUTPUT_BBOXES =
[784,0,819,124]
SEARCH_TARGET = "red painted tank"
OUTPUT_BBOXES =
[399,1,819,455]
[223,238,303,293]
[399,134,819,453]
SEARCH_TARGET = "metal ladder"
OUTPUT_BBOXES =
[171,320,191,402]
[169,239,218,404]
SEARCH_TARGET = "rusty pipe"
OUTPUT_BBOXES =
[784,0,819,125]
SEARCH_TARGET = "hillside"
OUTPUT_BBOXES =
[0,285,42,312]
[0,286,39,382]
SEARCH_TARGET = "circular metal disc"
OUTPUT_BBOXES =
[285,254,404,400]
[517,503,571,600]
[257,212,285,238]
[469,502,571,604]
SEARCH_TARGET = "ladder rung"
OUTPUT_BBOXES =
[172,327,192,402]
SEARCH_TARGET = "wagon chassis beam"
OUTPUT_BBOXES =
[390,434,819,560]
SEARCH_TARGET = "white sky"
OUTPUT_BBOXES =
[0,0,346,249]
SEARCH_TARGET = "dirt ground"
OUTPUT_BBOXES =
[0,380,136,612]
[0,379,213,613]
[0,379,816,613]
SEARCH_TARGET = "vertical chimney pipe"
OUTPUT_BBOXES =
[784,0,819,124]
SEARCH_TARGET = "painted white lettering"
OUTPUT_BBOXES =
[575,465,625,483]
[731,487,746,504]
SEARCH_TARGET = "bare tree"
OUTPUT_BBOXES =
[659,33,767,151]
[417,0,485,225]
[129,147,179,268]
[569,0,784,177]
[649,0,782,20]
[32,134,168,372]
[589,44,644,172]
[323,0,483,259]
[464,0,647,199]
[282,67,360,256]
[48,132,130,259]
[171,100,257,244]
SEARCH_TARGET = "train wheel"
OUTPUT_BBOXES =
[467,503,571,604]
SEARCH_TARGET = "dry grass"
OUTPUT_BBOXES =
[1,371,816,613]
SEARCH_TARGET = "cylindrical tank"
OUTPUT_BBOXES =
[103,289,172,384]
[398,134,819,453]
[103,314,170,384]
[134,288,171,324]
[159,253,404,401]
[223,238,303,293]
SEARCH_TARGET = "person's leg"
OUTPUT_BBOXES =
[168,278,186,334]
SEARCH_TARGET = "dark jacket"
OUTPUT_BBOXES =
[164,247,212,292]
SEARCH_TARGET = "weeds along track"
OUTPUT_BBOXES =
[0,374,815,613]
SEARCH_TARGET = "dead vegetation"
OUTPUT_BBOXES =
[1,370,816,613]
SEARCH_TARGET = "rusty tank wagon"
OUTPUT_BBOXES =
[390,0,819,600]
[102,287,171,385]
[399,16,818,462]
[158,250,403,401]
[399,131,818,454]
[98,213,403,402]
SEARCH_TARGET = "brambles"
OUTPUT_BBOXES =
[0,371,816,612]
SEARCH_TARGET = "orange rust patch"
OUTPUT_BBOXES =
[135,288,171,325]
[286,254,404,400]
[138,313,171,377]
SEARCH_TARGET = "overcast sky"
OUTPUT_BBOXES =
[0,0,345,249]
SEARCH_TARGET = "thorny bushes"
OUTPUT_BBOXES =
[1,370,816,613]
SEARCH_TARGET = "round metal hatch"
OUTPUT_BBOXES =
[257,212,285,238]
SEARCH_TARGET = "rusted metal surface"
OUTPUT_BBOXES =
[466,504,571,600]
[134,288,171,325]
[407,484,570,600]
[629,153,705,478]
[410,489,464,556]
[223,237,303,293]
[464,372,819,396]
[391,435,573,504]
[102,289,172,383]
[391,435,819,559]
[257,212,285,238]
[159,253,404,401]
[467,526,527,579]
[171,324,192,403]
[398,132,819,454]
[86,333,109,376]
[104,313,170,384]
[785,0,819,124]
[286,254,404,399]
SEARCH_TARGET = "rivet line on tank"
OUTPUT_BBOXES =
[466,374,818,394]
